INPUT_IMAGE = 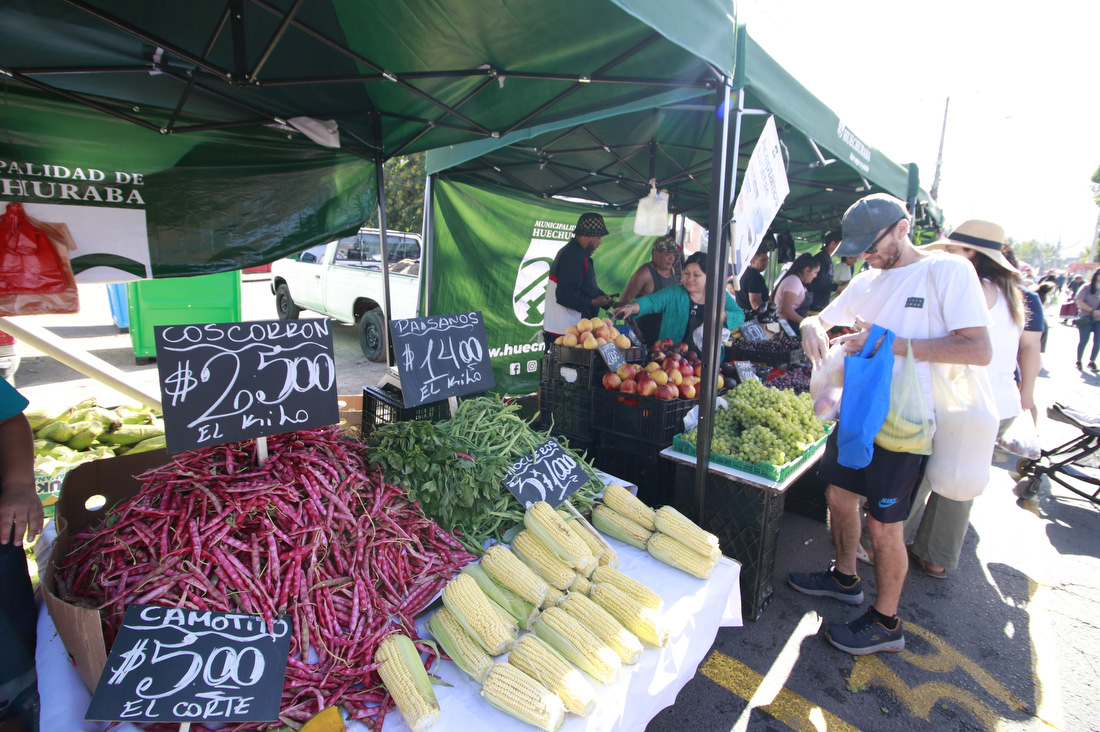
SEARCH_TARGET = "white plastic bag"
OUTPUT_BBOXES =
[997,413,1041,460]
[683,397,729,432]
[634,184,669,236]
[925,363,999,501]
[809,342,845,421]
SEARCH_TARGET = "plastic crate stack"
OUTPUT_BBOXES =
[360,384,453,442]
[536,345,605,452]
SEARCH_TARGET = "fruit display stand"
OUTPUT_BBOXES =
[660,438,828,620]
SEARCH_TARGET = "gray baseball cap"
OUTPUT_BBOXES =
[837,193,908,257]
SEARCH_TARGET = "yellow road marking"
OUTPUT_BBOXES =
[1027,579,1064,730]
[700,651,861,732]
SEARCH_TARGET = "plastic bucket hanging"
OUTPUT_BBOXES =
[634,182,669,236]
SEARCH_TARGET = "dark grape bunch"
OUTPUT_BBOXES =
[766,364,811,395]
[731,336,802,355]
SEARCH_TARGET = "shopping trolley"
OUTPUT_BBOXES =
[1014,403,1100,504]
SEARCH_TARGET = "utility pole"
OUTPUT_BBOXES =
[929,97,950,202]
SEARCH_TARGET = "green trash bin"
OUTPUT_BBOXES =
[126,271,243,363]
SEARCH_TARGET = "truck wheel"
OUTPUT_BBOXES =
[359,309,387,362]
[276,284,301,320]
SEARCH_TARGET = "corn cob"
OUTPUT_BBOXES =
[559,592,642,665]
[508,633,597,717]
[441,573,518,656]
[427,607,493,683]
[461,563,539,630]
[591,565,663,612]
[569,573,592,595]
[556,508,612,566]
[481,662,566,731]
[602,483,656,531]
[481,544,550,607]
[512,530,575,590]
[591,504,652,549]
[590,583,668,648]
[374,634,440,732]
[525,501,597,576]
[541,585,566,609]
[647,532,719,579]
[534,607,621,684]
[654,506,720,559]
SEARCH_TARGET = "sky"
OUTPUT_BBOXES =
[736,0,1100,258]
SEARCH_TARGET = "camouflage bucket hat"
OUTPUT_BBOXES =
[652,235,679,253]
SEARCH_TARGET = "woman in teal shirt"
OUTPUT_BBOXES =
[614,252,745,351]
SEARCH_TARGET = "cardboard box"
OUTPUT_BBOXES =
[336,393,362,435]
[43,448,171,692]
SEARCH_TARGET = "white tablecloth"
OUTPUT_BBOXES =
[38,536,741,732]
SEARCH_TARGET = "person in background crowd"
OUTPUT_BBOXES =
[770,252,820,326]
[807,229,841,312]
[1002,244,1046,407]
[901,221,1028,579]
[1068,274,1085,299]
[1073,269,1100,371]
[0,379,43,732]
[789,193,991,655]
[834,255,859,294]
[617,234,681,347]
[726,276,737,298]
[542,213,615,349]
[736,248,770,313]
[612,251,745,357]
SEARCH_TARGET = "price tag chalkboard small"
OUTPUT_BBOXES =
[778,319,797,337]
[154,320,339,454]
[740,320,768,341]
[734,361,760,383]
[391,311,495,407]
[85,605,291,724]
[502,440,590,508]
[597,342,627,373]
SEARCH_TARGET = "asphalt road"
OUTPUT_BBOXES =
[9,281,1100,731]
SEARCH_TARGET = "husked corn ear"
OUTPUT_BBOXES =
[556,508,610,566]
[461,563,540,631]
[428,607,493,683]
[590,583,669,648]
[482,662,566,732]
[441,573,518,656]
[541,585,566,609]
[647,532,719,579]
[560,592,642,665]
[602,483,656,531]
[569,573,592,595]
[482,544,551,607]
[509,633,597,717]
[591,504,652,549]
[525,501,597,575]
[374,634,440,732]
[591,565,663,612]
[534,607,621,684]
[512,530,575,590]
[654,506,720,559]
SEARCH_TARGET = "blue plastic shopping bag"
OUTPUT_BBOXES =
[837,324,895,469]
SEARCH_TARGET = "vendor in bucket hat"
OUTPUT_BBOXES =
[542,212,614,348]
[920,219,1018,273]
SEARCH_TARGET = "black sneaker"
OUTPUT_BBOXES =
[1090,362,1099,372]
[788,569,864,604]
[826,608,905,655]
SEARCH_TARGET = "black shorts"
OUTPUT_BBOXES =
[817,429,927,523]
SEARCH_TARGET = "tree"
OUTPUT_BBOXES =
[365,153,426,233]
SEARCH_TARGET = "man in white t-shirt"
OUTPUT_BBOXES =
[789,193,992,655]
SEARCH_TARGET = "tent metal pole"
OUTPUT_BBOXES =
[694,82,737,521]
[422,173,436,317]
[375,155,394,367]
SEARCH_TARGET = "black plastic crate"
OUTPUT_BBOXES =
[590,388,697,447]
[784,467,828,524]
[592,430,676,508]
[671,463,785,621]
[550,343,647,367]
[547,359,601,386]
[361,385,452,441]
[727,342,805,368]
[538,378,593,443]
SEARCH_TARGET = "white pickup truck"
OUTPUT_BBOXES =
[270,228,422,361]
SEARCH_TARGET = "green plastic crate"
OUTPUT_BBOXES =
[126,271,242,360]
[671,429,830,483]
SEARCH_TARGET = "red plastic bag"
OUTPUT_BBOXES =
[0,202,79,315]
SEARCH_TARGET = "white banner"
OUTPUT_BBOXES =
[731,116,790,276]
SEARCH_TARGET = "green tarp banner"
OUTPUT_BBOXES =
[430,180,657,394]
[0,89,376,280]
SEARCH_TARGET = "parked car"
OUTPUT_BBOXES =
[270,228,422,361]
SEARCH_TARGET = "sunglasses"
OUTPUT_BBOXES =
[865,218,905,254]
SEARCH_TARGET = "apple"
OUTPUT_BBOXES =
[716,374,725,390]
[577,318,593,333]
[637,378,658,397]
[677,342,690,353]
[660,338,675,351]
[614,334,632,349]
[667,383,682,398]
[619,378,637,394]
[563,332,579,347]
[679,362,695,377]
[650,350,666,361]
[602,372,622,390]
[680,382,697,399]
[644,361,661,373]
[661,357,680,372]
[682,375,696,387]
[616,363,638,381]
[650,369,669,386]
[666,368,683,386]
[654,384,676,400]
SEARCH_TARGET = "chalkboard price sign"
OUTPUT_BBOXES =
[503,440,591,508]
[597,342,626,373]
[740,320,768,341]
[85,605,292,724]
[391,311,495,407]
[778,319,797,337]
[154,320,340,454]
[734,361,760,384]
